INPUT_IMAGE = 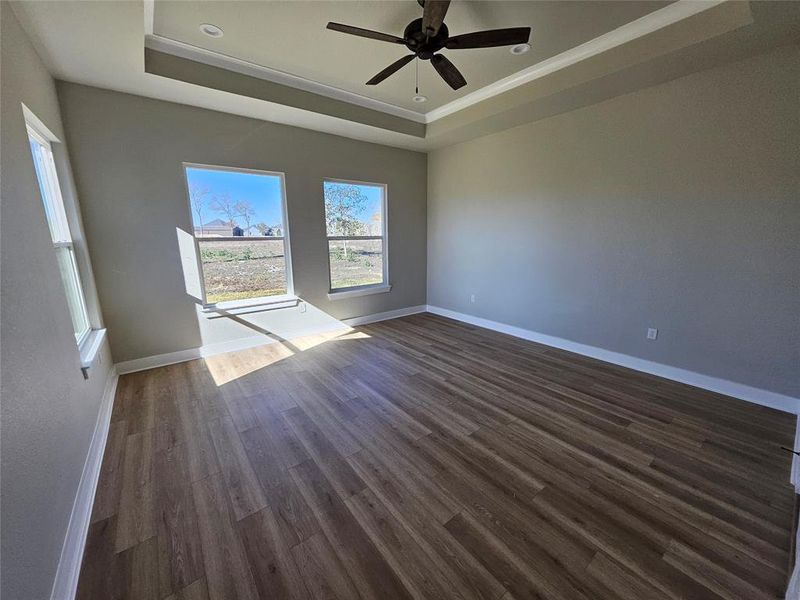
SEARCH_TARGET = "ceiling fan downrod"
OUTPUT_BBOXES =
[326,0,530,91]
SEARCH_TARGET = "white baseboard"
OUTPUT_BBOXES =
[426,305,800,415]
[115,334,285,375]
[46,303,425,597]
[116,305,428,375]
[50,366,119,600]
[115,301,797,413]
[116,324,342,375]
[341,304,427,327]
[49,304,800,598]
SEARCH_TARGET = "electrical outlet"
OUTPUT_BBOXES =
[470,294,476,303]
[647,328,658,340]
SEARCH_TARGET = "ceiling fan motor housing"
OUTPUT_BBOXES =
[404,18,449,60]
[327,1,531,91]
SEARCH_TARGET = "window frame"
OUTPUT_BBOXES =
[26,119,92,348]
[182,162,295,310]
[323,178,390,299]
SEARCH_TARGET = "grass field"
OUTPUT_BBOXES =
[198,239,383,303]
[328,239,383,290]
[199,239,286,303]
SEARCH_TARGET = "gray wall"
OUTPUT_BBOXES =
[57,83,427,363]
[0,5,113,599]
[428,45,800,398]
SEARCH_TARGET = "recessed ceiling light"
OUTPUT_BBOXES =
[510,43,530,55]
[412,94,427,103]
[199,23,224,38]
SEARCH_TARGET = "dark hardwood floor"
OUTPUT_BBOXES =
[77,313,797,600]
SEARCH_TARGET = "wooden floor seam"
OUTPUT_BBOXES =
[77,313,796,600]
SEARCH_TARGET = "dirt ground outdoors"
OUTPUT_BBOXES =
[198,239,383,303]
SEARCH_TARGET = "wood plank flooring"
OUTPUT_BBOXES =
[77,313,797,600]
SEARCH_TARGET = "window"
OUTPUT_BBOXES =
[27,122,91,346]
[324,179,388,295]
[184,164,292,306]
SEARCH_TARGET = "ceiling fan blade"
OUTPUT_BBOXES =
[445,27,531,49]
[422,0,451,38]
[326,22,405,44]
[431,54,466,90]
[366,55,416,85]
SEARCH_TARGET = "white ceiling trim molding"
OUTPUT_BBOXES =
[424,0,727,123]
[144,0,154,35]
[143,0,724,127]
[143,0,423,123]
[144,34,427,124]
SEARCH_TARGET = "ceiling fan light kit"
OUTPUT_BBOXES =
[510,43,531,55]
[199,23,223,38]
[327,0,531,92]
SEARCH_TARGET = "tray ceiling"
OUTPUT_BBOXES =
[152,0,670,113]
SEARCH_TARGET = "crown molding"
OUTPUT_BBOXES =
[143,0,154,35]
[144,34,427,124]
[424,0,727,123]
[143,0,725,129]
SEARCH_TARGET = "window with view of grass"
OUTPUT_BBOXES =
[324,180,387,292]
[184,164,292,305]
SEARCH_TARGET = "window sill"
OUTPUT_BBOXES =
[327,283,392,301]
[201,294,299,315]
[80,328,107,377]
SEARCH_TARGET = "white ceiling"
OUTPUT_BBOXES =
[13,0,770,152]
[152,0,670,113]
[11,0,429,150]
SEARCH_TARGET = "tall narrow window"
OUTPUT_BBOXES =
[184,164,292,305]
[27,123,91,346]
[324,180,388,294]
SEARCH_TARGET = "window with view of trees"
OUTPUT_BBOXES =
[324,180,387,291]
[184,165,291,305]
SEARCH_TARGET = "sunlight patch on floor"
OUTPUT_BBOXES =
[204,326,368,385]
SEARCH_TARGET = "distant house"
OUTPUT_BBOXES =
[194,218,234,237]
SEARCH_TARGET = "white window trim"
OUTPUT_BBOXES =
[79,328,107,374]
[324,177,389,297]
[201,294,299,314]
[327,282,392,301]
[182,163,296,309]
[25,106,99,365]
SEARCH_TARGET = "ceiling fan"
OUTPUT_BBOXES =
[327,0,531,91]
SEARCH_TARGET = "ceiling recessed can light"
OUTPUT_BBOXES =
[199,23,224,38]
[412,94,427,103]
[510,43,530,55]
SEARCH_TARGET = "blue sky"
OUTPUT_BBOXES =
[186,167,383,228]
[186,167,284,228]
